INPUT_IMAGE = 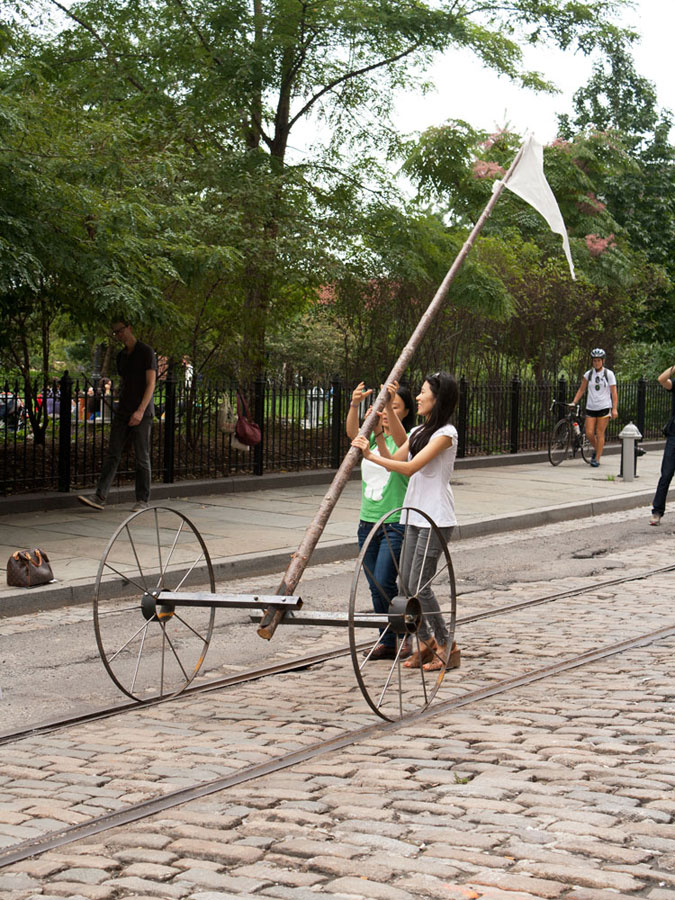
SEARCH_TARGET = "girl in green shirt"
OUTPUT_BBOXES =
[346,380,414,660]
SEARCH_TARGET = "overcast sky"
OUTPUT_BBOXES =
[393,0,674,143]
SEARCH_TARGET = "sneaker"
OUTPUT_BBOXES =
[78,493,105,510]
[650,513,662,526]
[132,501,149,512]
[590,459,600,468]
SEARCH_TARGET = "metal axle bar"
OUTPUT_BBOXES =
[250,610,391,629]
[156,591,302,610]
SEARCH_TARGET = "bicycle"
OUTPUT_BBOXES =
[548,400,593,466]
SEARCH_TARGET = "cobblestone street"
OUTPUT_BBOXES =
[1,512,675,899]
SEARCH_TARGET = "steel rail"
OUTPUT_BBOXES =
[1,619,674,870]
[3,561,674,747]
[0,642,359,747]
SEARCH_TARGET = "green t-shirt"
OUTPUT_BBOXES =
[360,433,409,523]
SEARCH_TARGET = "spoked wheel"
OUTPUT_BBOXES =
[348,507,457,721]
[94,506,215,701]
[580,432,593,464]
[548,419,570,466]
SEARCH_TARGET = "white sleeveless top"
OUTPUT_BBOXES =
[402,424,458,528]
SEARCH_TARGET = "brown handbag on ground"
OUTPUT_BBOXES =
[7,549,54,588]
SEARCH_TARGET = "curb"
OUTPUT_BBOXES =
[0,487,655,619]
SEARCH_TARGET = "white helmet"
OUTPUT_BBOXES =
[590,348,606,358]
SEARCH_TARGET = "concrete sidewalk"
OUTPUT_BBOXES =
[0,445,664,616]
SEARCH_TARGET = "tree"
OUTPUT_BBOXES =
[402,122,649,378]
[4,0,631,381]
[0,21,233,438]
[558,43,675,343]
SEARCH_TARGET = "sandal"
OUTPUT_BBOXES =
[423,641,461,672]
[403,640,433,668]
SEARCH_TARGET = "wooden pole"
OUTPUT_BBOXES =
[258,143,526,639]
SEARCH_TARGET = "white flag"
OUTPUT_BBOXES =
[494,135,575,280]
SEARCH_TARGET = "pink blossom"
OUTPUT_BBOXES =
[550,137,571,151]
[317,284,336,305]
[585,233,616,257]
[472,160,506,179]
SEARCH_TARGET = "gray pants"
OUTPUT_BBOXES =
[399,524,453,645]
[96,413,152,502]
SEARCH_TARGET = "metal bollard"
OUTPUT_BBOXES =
[618,422,642,482]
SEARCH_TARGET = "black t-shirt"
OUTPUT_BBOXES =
[116,340,156,418]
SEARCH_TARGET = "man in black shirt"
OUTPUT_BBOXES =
[78,320,157,511]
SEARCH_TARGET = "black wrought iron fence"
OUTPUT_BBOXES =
[1,373,670,495]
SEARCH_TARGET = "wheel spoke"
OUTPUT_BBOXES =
[362,559,393,608]
[417,552,451,596]
[130,625,149,693]
[160,620,190,681]
[107,618,153,665]
[160,625,166,696]
[154,508,164,590]
[172,550,205,592]
[359,623,393,671]
[381,526,403,582]
[414,529,433,597]
[375,655,399,709]
[97,604,142,617]
[103,562,149,596]
[417,636,430,704]
[125,524,148,592]
[160,520,186,586]
[173,612,210,645]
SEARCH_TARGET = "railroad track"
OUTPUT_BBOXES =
[1,617,673,870]
[2,561,674,747]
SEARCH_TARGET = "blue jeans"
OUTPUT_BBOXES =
[652,435,675,516]
[357,521,405,648]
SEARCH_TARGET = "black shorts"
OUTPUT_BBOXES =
[586,408,610,418]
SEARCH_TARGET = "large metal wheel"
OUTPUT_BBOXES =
[94,506,216,701]
[548,419,570,466]
[349,507,457,721]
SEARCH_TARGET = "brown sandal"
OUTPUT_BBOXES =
[403,640,433,668]
[423,641,461,672]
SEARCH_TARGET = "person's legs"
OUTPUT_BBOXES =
[96,414,130,500]
[594,415,610,461]
[357,522,404,648]
[400,524,453,650]
[585,415,597,455]
[651,435,675,519]
[131,417,153,502]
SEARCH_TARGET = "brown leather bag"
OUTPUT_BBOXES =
[7,549,54,588]
[235,391,261,447]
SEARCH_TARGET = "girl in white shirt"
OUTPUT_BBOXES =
[352,372,460,672]
[571,348,618,467]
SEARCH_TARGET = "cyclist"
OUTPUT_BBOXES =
[570,348,618,467]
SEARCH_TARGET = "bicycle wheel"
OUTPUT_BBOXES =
[548,419,571,466]
[579,431,593,464]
